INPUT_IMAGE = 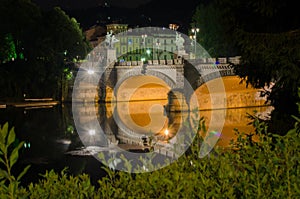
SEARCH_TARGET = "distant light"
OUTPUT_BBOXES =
[24,142,31,148]
[141,57,146,62]
[87,70,94,75]
[146,49,151,55]
[89,129,96,136]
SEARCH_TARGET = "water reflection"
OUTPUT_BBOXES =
[101,100,272,149]
[0,101,272,183]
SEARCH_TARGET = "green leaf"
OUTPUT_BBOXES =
[9,148,19,169]
[0,142,7,155]
[0,157,5,165]
[9,142,23,168]
[0,169,9,180]
[7,126,15,147]
[0,122,9,142]
[17,165,31,181]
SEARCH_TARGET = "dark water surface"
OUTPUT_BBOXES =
[0,104,106,186]
[0,102,272,186]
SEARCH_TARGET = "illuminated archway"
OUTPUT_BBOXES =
[193,76,267,110]
[114,75,171,137]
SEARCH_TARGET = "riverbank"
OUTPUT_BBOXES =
[0,98,59,109]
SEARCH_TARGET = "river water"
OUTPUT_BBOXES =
[0,101,272,185]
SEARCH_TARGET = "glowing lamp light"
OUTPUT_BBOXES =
[141,57,146,62]
[164,129,169,137]
[87,70,95,75]
[88,129,96,136]
[146,49,151,55]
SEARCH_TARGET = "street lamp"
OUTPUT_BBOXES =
[142,34,147,47]
[191,28,199,58]
[87,69,95,75]
[155,41,161,60]
[141,34,147,60]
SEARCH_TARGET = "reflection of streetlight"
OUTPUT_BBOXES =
[87,70,95,75]
[164,129,169,137]
[89,129,95,136]
[191,28,199,58]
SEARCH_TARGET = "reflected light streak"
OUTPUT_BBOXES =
[87,70,95,75]
[164,129,169,137]
[89,129,96,136]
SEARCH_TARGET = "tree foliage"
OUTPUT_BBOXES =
[0,0,90,100]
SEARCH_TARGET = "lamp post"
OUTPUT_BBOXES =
[191,28,199,58]
[141,34,147,61]
[155,41,161,60]
[142,34,147,48]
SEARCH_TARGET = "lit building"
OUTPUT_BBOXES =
[106,24,128,34]
[85,24,181,61]
[169,23,179,30]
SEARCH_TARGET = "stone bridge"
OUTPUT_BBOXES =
[73,54,268,157]
[73,56,240,104]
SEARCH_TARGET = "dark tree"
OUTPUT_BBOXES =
[0,1,90,100]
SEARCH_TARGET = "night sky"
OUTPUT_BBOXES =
[32,0,198,32]
[32,0,152,9]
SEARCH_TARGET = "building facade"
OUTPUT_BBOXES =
[85,24,183,62]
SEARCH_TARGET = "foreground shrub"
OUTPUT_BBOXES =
[96,125,300,198]
[28,169,95,199]
[0,122,30,198]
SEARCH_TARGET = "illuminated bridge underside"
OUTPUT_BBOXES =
[194,76,268,110]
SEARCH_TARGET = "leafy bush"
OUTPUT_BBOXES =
[0,122,30,198]
[28,169,95,199]
[95,123,300,198]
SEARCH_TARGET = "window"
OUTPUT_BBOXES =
[128,38,132,45]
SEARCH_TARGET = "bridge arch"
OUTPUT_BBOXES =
[192,75,267,110]
[113,68,177,101]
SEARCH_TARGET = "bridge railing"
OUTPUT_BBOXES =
[191,56,241,65]
[115,58,184,66]
[114,56,241,67]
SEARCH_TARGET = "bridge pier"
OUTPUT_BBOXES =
[166,89,189,112]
